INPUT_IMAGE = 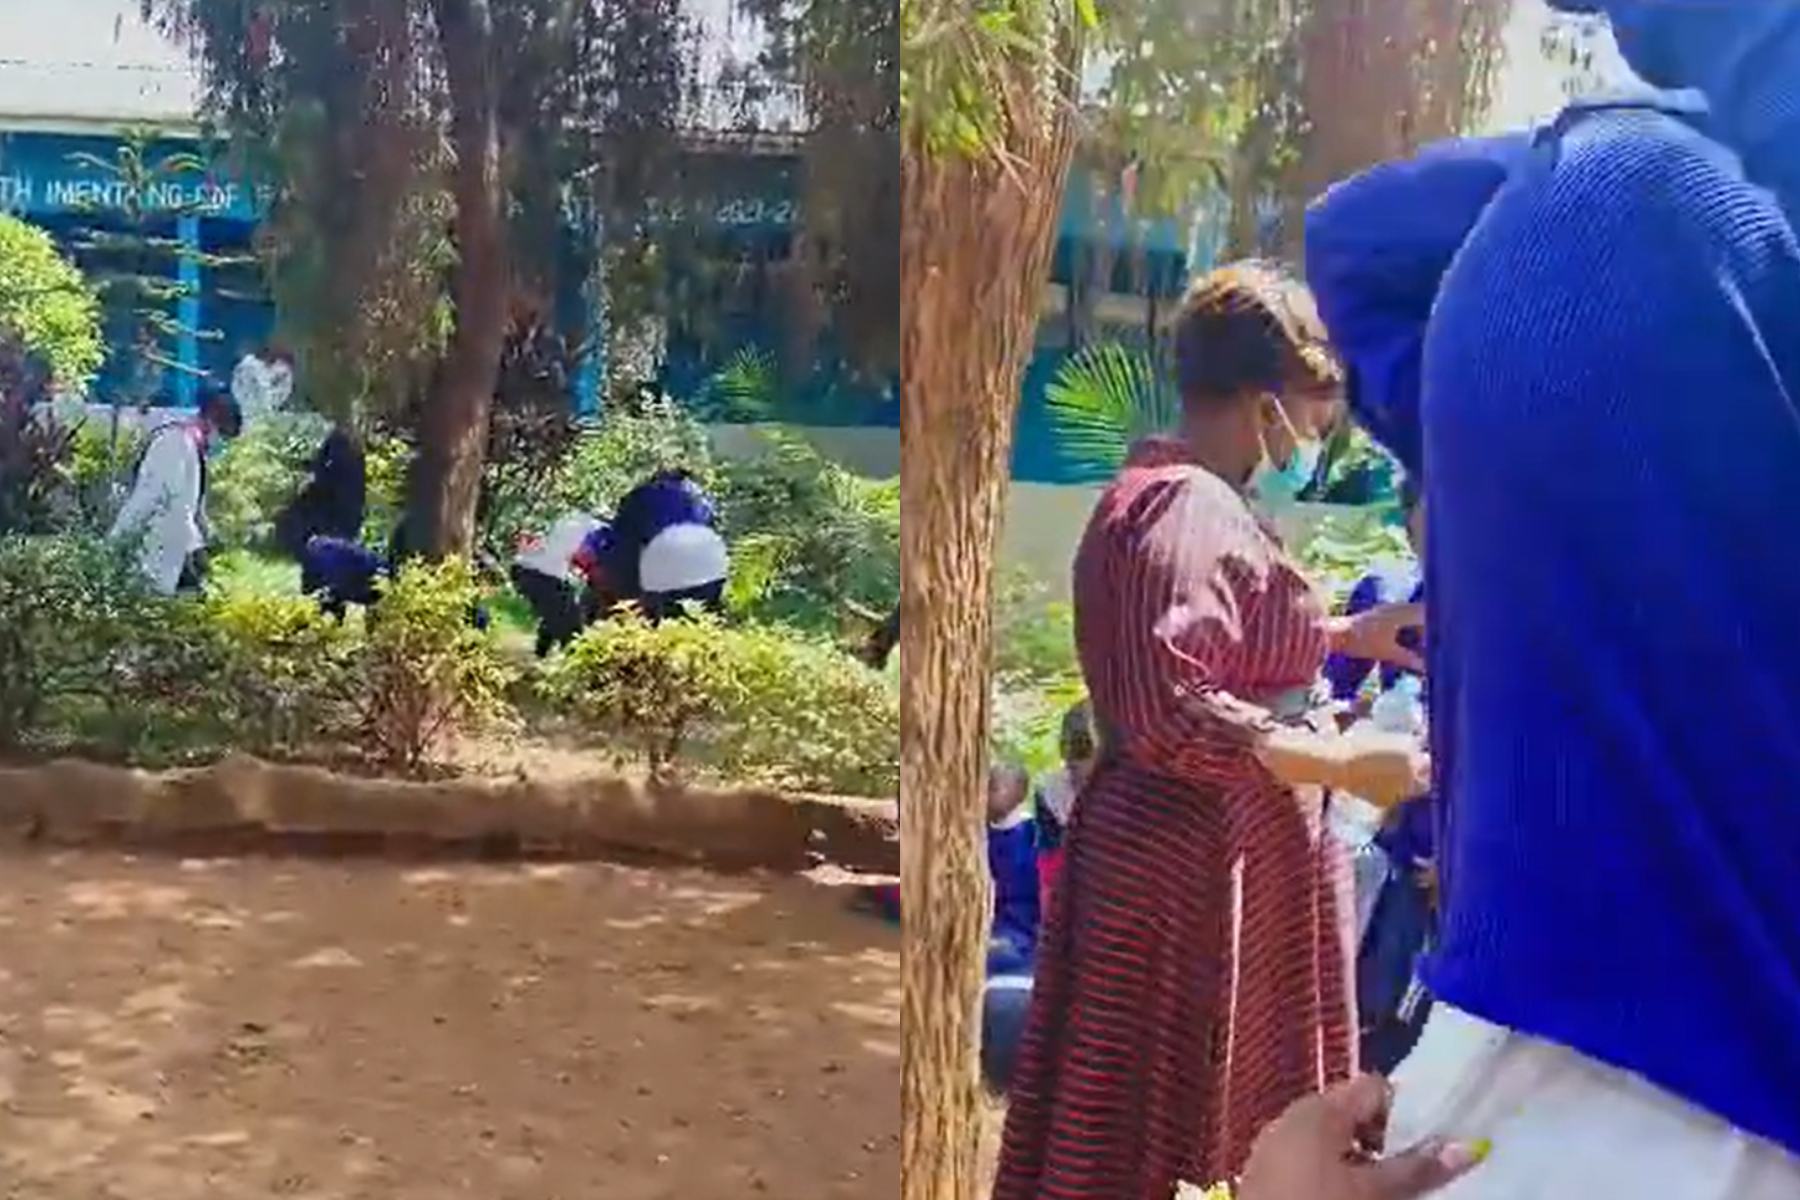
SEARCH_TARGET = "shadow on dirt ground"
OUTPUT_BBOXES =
[0,851,898,1200]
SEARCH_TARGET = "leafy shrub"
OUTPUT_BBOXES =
[703,621,898,796]
[205,589,361,757]
[0,532,117,744]
[356,558,513,770]
[61,419,142,531]
[541,606,728,771]
[0,214,104,391]
[0,389,79,536]
[712,432,900,628]
[992,570,1077,685]
[0,531,224,757]
[542,610,899,795]
[1293,508,1410,604]
[993,676,1089,779]
[361,430,409,543]
[80,591,233,762]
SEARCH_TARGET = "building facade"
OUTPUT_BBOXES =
[0,1,1203,483]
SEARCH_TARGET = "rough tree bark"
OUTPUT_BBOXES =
[414,0,511,558]
[899,90,1078,1200]
[1292,0,1508,257]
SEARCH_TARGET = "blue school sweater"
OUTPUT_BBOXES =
[302,536,387,600]
[861,810,1042,979]
[1322,565,1423,703]
[986,809,1041,976]
[605,471,719,597]
[1310,10,1800,1149]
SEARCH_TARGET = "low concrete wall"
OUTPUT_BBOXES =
[0,755,898,874]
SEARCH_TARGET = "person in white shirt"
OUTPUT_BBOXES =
[510,511,603,657]
[229,342,295,423]
[110,390,242,594]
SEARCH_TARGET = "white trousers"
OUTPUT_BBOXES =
[1388,1003,1800,1200]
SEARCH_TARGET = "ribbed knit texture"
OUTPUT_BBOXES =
[1423,98,1800,1155]
[1311,0,1800,1153]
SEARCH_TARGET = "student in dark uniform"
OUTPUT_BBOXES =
[604,468,729,620]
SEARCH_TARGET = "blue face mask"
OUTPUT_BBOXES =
[1250,399,1323,510]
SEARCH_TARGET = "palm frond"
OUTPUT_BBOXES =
[699,346,780,422]
[1042,341,1177,481]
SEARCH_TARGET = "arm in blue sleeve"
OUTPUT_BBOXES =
[1304,135,1527,475]
[1322,573,1386,701]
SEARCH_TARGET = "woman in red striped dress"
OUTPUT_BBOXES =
[992,262,1427,1199]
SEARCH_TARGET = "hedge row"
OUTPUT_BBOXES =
[0,532,898,797]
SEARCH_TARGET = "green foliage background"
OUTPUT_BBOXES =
[0,215,105,390]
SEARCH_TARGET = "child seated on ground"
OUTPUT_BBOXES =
[858,764,1043,976]
[1031,699,1094,917]
[983,704,1095,1096]
[985,764,1039,977]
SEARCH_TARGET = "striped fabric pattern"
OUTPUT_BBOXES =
[992,437,1355,1199]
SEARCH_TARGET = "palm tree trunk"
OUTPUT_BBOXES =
[899,105,1076,1200]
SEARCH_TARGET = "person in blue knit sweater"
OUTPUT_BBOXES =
[1307,4,1800,1196]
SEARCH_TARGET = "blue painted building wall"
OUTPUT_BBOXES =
[0,129,269,407]
[0,127,1215,483]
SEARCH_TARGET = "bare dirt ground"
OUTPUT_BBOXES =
[0,851,898,1200]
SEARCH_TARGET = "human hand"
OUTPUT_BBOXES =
[1339,734,1430,805]
[1337,602,1425,673]
[1237,1074,1488,1200]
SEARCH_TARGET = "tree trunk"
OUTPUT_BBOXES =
[899,116,1076,1200]
[1292,0,1508,259]
[415,0,510,558]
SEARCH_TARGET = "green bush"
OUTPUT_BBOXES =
[1292,507,1412,606]
[0,390,80,536]
[0,532,120,745]
[0,521,909,793]
[541,609,898,795]
[711,432,900,629]
[992,570,1077,685]
[204,559,512,771]
[356,558,513,770]
[0,214,104,390]
[62,419,142,530]
[362,430,409,543]
[540,606,727,770]
[704,620,898,796]
[205,588,361,757]
[993,676,1088,779]
[0,531,225,757]
[554,397,717,511]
